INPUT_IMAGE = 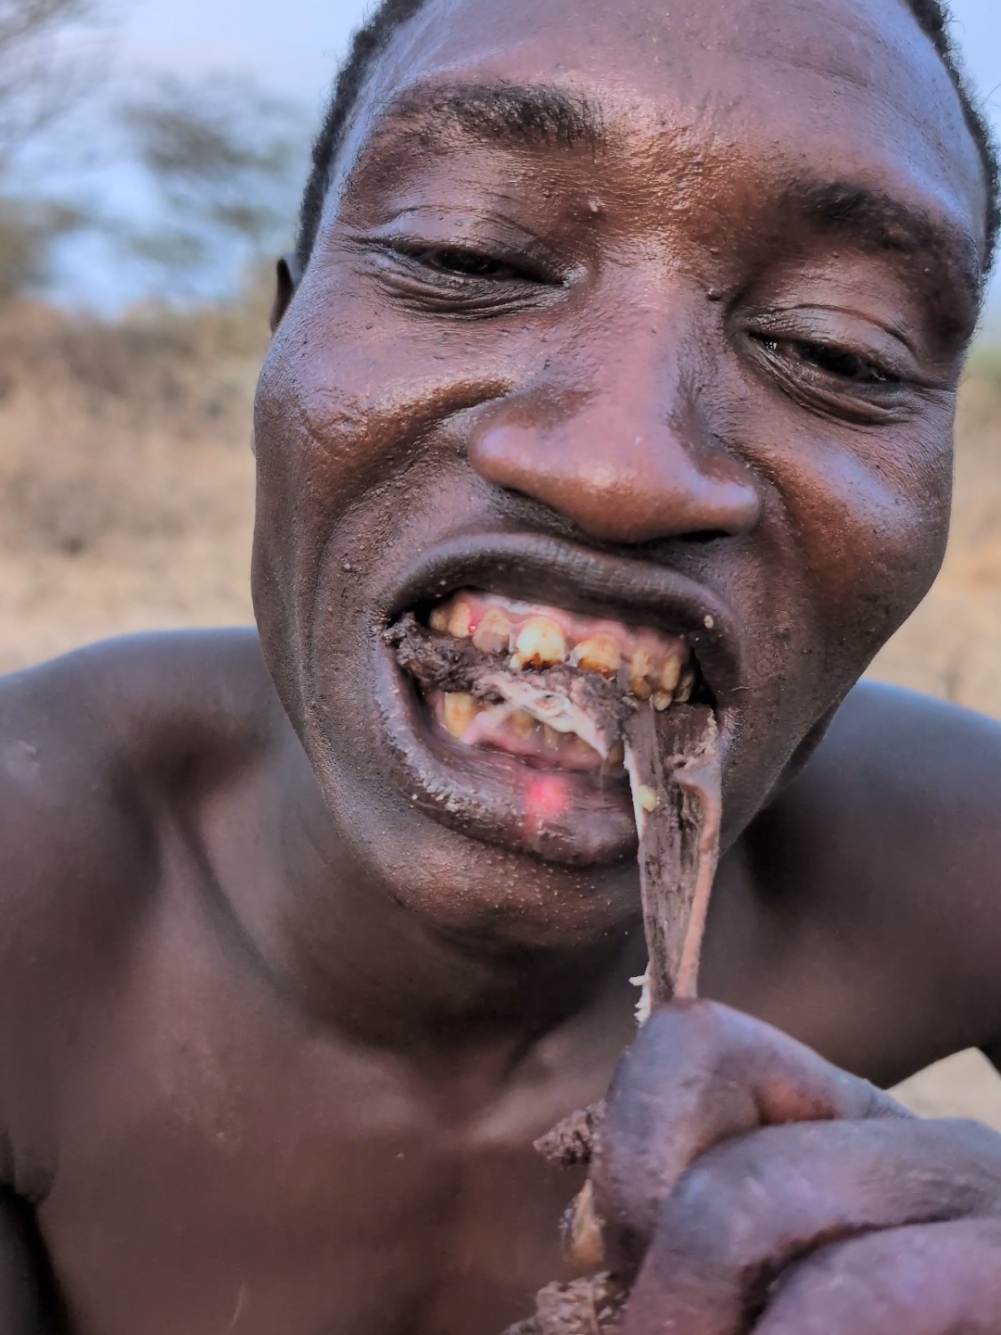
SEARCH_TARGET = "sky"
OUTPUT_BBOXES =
[110,0,1001,114]
[112,0,364,114]
[48,0,1001,310]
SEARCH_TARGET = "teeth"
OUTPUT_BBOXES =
[443,692,479,738]
[510,709,535,738]
[472,607,513,656]
[569,634,622,677]
[513,616,567,669]
[676,666,695,703]
[660,655,682,693]
[447,601,474,638]
[427,593,702,713]
[568,736,598,761]
[629,648,654,700]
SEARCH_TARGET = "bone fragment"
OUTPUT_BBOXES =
[624,703,721,1009]
[476,672,615,759]
[505,1273,628,1335]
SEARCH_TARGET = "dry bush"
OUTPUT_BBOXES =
[0,290,268,670]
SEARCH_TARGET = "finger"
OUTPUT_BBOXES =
[755,1219,1001,1335]
[620,1117,1001,1335]
[592,1000,903,1261]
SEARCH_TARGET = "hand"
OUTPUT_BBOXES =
[588,1001,1001,1334]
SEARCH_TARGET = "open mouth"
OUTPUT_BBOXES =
[372,534,738,865]
[388,591,706,777]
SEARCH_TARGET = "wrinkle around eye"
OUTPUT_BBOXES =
[741,332,930,426]
[408,246,528,281]
[768,337,902,385]
[360,241,572,315]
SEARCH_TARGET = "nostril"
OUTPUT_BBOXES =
[664,529,736,546]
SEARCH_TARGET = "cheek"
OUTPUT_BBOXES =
[778,415,952,655]
[254,297,395,521]
[254,269,515,528]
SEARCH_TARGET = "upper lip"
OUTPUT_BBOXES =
[383,531,744,706]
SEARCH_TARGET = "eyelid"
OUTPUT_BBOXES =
[741,306,924,383]
[380,239,553,285]
[354,214,572,283]
[752,333,900,382]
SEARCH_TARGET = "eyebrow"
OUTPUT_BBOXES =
[781,179,982,305]
[362,82,982,330]
[381,81,605,152]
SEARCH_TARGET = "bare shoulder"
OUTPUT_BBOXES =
[0,625,282,809]
[0,626,285,884]
[747,681,1001,1063]
[787,679,1001,835]
[0,631,287,1170]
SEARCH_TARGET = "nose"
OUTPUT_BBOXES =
[468,355,760,545]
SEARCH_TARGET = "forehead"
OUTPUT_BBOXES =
[340,0,984,261]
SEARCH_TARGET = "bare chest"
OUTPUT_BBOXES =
[25,907,609,1335]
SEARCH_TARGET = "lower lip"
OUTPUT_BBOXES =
[374,640,638,866]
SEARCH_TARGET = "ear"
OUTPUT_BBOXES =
[270,251,303,332]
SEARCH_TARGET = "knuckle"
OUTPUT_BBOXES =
[626,998,733,1081]
[656,1143,769,1266]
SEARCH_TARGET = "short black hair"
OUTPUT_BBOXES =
[297,0,1000,282]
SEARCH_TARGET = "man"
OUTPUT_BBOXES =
[3,0,1001,1328]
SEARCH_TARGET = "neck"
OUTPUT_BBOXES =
[225,730,644,1051]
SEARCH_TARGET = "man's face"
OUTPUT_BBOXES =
[253,0,984,944]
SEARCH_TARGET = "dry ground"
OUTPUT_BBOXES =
[0,298,264,671]
[2,297,1001,1122]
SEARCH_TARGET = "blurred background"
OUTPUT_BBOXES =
[1,0,1001,1116]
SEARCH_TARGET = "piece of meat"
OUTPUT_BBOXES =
[386,612,498,694]
[386,614,630,757]
[505,1273,629,1335]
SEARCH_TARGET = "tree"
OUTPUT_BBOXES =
[0,0,100,300]
[116,74,311,293]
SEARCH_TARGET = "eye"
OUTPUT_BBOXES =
[760,337,900,386]
[411,246,526,281]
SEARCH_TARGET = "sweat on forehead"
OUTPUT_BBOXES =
[298,0,997,278]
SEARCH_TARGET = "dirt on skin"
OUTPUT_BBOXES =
[2,297,1001,1121]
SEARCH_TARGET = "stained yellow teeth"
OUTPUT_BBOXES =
[443,691,478,738]
[569,634,622,677]
[426,590,699,710]
[511,616,568,670]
